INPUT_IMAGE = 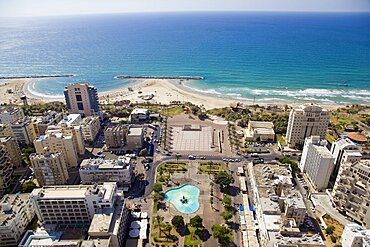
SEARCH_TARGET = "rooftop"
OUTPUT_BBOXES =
[347,132,368,143]
[31,183,117,200]
[128,127,143,136]
[58,114,82,126]
[80,157,132,171]
[0,193,31,226]
[131,108,149,115]
[249,121,274,129]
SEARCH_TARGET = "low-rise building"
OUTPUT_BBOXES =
[0,145,15,195]
[79,156,134,186]
[0,136,22,168]
[19,229,79,247]
[30,182,118,225]
[80,116,101,143]
[300,136,334,191]
[0,193,35,247]
[30,147,69,186]
[129,108,149,123]
[284,196,306,226]
[104,125,127,148]
[244,121,275,142]
[332,159,370,227]
[34,133,78,168]
[341,223,370,247]
[0,106,24,124]
[127,127,144,150]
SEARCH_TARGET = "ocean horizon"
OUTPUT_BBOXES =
[0,11,370,105]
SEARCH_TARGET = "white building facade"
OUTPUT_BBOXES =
[300,136,334,191]
[285,104,329,149]
[79,157,134,186]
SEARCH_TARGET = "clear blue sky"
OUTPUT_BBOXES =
[1,0,370,17]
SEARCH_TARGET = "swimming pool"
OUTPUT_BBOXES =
[164,184,200,214]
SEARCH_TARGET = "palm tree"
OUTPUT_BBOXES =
[155,215,164,237]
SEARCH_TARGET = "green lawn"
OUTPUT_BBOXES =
[325,130,337,144]
[158,162,188,173]
[277,134,287,146]
[198,162,227,174]
[161,106,184,117]
[184,226,203,246]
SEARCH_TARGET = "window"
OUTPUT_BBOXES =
[77,103,84,110]
[75,94,82,101]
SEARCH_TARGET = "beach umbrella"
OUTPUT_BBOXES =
[129,228,140,238]
[130,220,141,229]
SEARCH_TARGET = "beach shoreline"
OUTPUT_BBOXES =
[0,78,345,110]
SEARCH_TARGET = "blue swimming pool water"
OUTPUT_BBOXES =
[164,184,200,214]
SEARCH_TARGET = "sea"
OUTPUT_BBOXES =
[0,12,370,105]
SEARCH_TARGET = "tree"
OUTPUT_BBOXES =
[190,215,203,229]
[153,192,164,202]
[21,181,36,193]
[222,194,232,207]
[139,148,147,156]
[153,183,163,193]
[214,171,234,189]
[222,210,233,221]
[171,215,185,229]
[211,224,233,246]
[326,225,335,235]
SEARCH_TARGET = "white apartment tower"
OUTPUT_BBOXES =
[0,193,35,247]
[332,159,370,228]
[30,147,69,186]
[300,136,334,191]
[285,104,329,149]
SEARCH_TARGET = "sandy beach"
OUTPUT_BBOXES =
[0,78,341,110]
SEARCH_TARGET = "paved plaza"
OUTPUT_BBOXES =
[171,125,212,151]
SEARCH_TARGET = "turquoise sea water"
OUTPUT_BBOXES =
[164,184,200,214]
[0,12,369,104]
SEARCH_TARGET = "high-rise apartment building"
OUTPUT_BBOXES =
[80,116,101,143]
[30,110,64,135]
[64,83,99,117]
[10,118,37,145]
[285,104,329,149]
[34,133,78,168]
[0,193,35,247]
[30,147,69,186]
[300,136,334,191]
[330,138,360,183]
[0,145,15,195]
[0,136,22,168]
[47,124,85,155]
[104,125,127,148]
[332,159,370,228]
[127,127,144,150]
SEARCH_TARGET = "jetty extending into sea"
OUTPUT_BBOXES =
[0,74,76,80]
[114,75,204,80]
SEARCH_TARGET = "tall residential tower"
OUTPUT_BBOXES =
[64,83,99,117]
